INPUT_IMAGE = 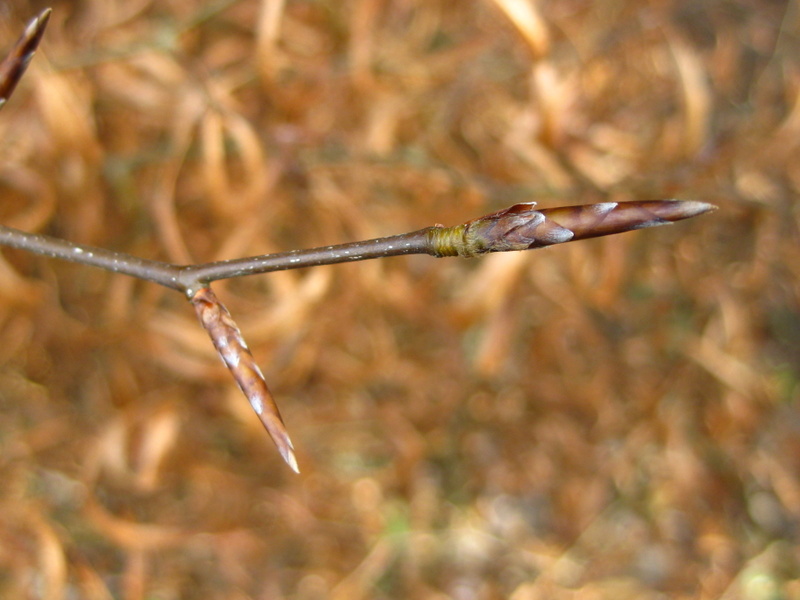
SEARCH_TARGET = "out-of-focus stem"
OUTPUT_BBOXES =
[0,9,51,110]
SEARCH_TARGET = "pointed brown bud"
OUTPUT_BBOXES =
[190,286,299,473]
[429,199,716,257]
[537,199,717,242]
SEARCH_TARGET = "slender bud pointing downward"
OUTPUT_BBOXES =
[190,286,299,473]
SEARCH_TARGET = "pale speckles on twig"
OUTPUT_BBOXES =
[190,286,299,473]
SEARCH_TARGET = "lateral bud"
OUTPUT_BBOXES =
[190,286,299,473]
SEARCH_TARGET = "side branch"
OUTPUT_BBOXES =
[176,230,431,292]
[0,224,183,291]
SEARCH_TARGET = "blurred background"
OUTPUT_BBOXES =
[0,0,797,598]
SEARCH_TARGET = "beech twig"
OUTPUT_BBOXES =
[0,10,717,471]
[0,200,716,297]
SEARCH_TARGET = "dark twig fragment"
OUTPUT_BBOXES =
[0,9,51,110]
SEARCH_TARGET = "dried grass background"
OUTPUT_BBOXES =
[0,0,797,598]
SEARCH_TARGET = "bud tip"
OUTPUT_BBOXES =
[282,445,300,474]
[667,199,718,220]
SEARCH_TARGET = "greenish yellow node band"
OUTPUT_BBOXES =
[427,225,473,258]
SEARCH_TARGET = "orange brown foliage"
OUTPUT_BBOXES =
[0,1,797,598]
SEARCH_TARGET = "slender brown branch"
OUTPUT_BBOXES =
[0,199,717,298]
[0,224,184,290]
[176,230,431,293]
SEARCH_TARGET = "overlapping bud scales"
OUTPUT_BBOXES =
[429,200,716,258]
